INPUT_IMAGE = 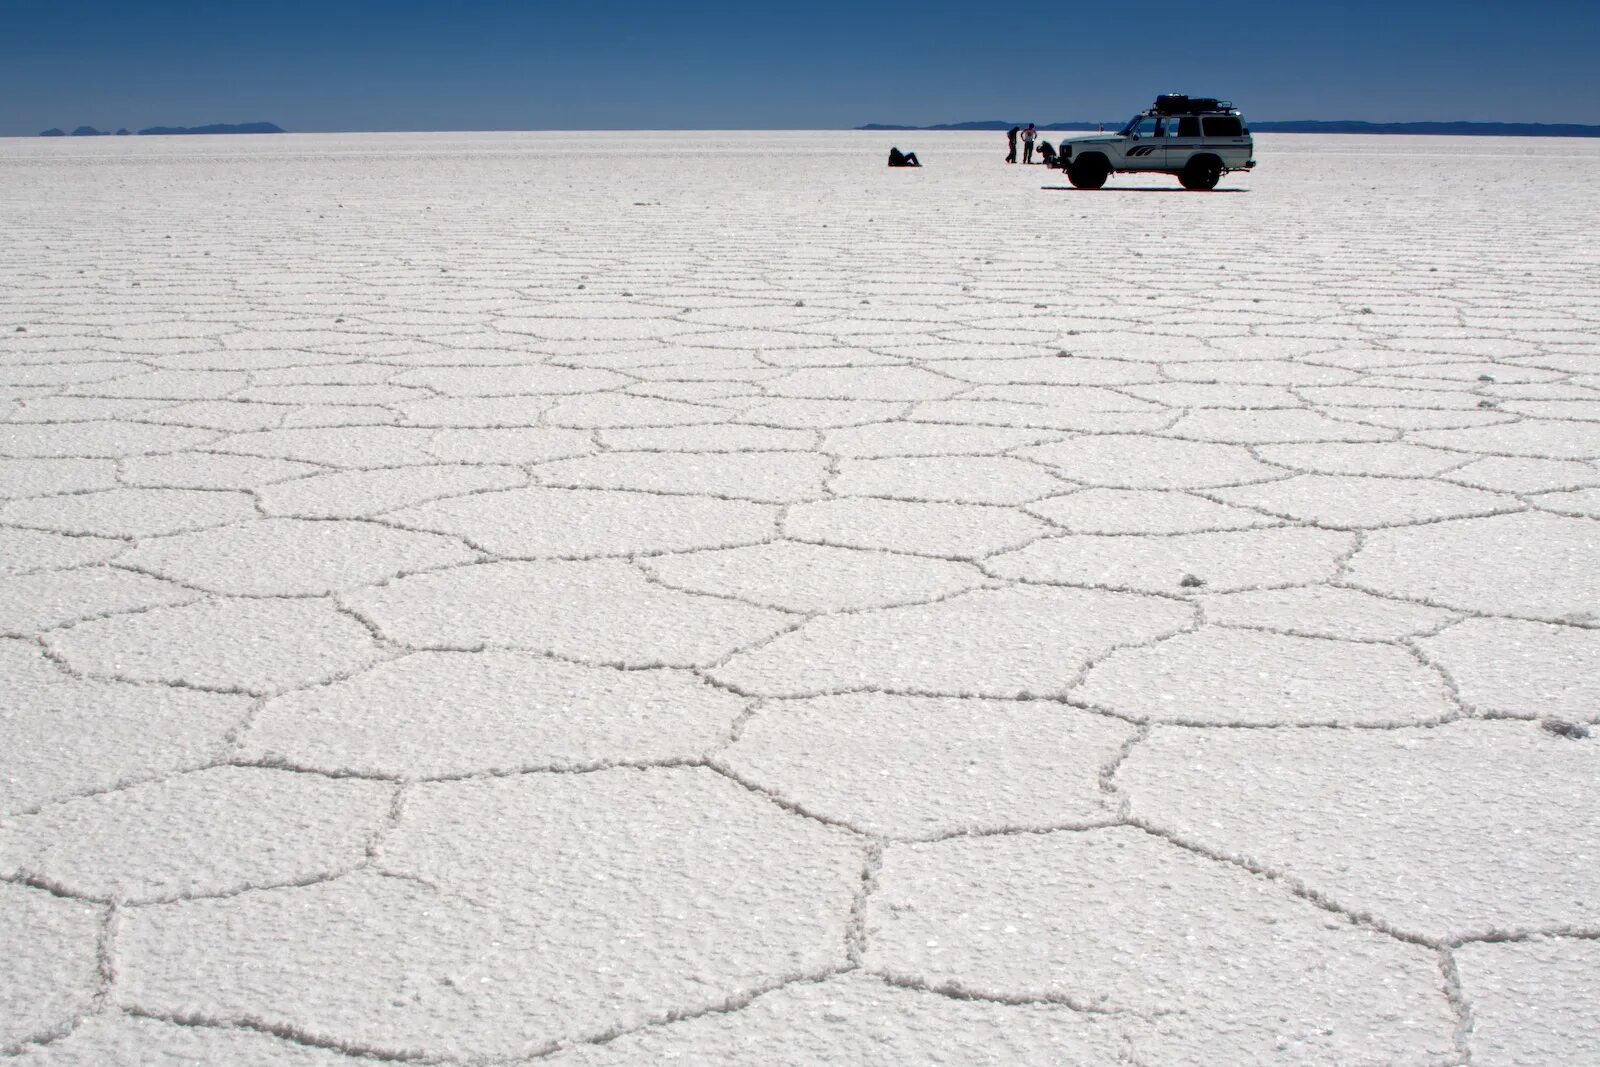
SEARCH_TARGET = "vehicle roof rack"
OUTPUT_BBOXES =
[1152,95,1235,115]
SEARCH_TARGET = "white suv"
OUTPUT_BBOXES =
[1057,96,1255,190]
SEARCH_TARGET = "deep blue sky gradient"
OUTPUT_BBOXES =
[4,0,1596,136]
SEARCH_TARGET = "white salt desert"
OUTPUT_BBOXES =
[2,130,1598,1064]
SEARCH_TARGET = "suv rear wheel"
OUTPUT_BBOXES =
[1179,155,1222,191]
[1067,154,1110,190]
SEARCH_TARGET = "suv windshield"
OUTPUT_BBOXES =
[1119,114,1145,136]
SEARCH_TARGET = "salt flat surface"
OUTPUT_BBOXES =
[2,130,1598,1064]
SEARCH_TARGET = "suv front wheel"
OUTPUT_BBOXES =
[1179,155,1222,191]
[1067,154,1110,190]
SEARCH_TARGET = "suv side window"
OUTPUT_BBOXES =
[1175,116,1201,138]
[1134,117,1160,138]
[1202,116,1244,137]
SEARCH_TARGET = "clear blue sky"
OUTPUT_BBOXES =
[4,0,1596,136]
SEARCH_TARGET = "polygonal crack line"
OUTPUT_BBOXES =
[134,446,347,478]
[116,1005,445,1066]
[719,697,767,747]
[14,420,233,451]
[5,598,214,646]
[29,636,262,697]
[868,970,1173,1022]
[1398,633,1476,717]
[520,969,858,1063]
[98,553,486,608]
[1326,527,1369,582]
[815,450,845,498]
[1097,724,1151,820]
[328,599,407,650]
[93,515,489,584]
[1121,817,1445,951]
[1439,470,1600,498]
[266,479,538,526]
[0,518,129,556]
[0,744,236,819]
[1453,928,1600,951]
[90,559,251,600]
[1334,576,1600,632]
[971,598,1205,699]
[782,529,1041,567]
[633,554,997,618]
[1437,946,1476,1065]
[700,759,879,842]
[249,754,718,792]
[1217,498,1532,535]
[200,689,270,759]
[0,1013,96,1061]
[908,815,1128,846]
[515,471,828,508]
[5,857,370,910]
[844,841,885,967]
[352,781,411,868]
[43,631,410,702]
[1158,429,1408,450]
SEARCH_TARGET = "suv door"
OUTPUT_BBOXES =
[1165,115,1203,172]
[1124,115,1163,169]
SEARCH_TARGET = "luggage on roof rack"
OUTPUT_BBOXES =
[1153,95,1231,115]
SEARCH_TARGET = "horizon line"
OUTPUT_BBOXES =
[13,118,1600,139]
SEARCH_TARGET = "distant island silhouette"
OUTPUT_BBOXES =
[860,120,1600,137]
[38,122,286,137]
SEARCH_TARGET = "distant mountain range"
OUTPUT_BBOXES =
[39,122,286,137]
[859,120,1600,137]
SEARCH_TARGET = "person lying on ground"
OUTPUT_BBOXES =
[888,147,922,167]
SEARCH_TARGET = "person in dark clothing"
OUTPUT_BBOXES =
[887,147,921,167]
[1006,126,1019,163]
[1038,140,1057,167]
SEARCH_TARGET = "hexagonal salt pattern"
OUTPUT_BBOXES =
[345,559,793,667]
[0,767,393,904]
[1118,722,1600,941]
[1455,938,1600,1065]
[2,638,250,816]
[1346,512,1600,622]
[719,694,1133,838]
[5,1013,364,1066]
[711,585,1193,698]
[0,884,103,1053]
[643,540,989,613]
[47,597,387,694]
[5,132,1598,1062]
[544,971,1136,1065]
[118,770,864,1060]
[1074,628,1456,725]
[241,650,748,777]
[865,828,1455,1063]
[1417,617,1600,720]
[119,517,478,595]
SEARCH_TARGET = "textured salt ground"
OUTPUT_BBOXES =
[1,130,1598,1065]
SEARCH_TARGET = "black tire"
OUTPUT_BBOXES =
[1179,155,1222,191]
[1067,155,1109,190]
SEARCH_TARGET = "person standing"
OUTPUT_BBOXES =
[1022,123,1037,164]
[1006,126,1019,163]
